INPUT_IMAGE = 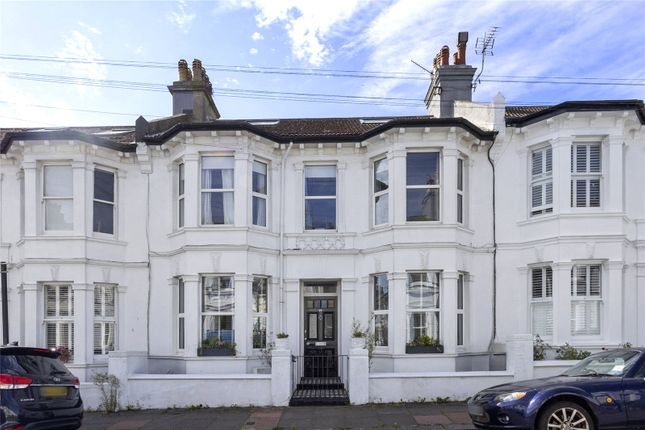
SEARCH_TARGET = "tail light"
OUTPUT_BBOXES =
[72,376,80,389]
[0,374,33,389]
[5,425,25,430]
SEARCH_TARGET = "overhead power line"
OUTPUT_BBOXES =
[1,53,644,83]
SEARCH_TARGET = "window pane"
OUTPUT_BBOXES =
[532,302,553,336]
[202,157,234,190]
[374,314,388,346]
[252,161,267,194]
[406,188,439,221]
[589,179,600,207]
[201,192,234,224]
[94,169,114,202]
[374,158,389,192]
[305,198,336,230]
[373,274,389,311]
[575,180,587,207]
[457,194,463,223]
[457,158,464,190]
[202,276,234,312]
[305,166,336,196]
[178,279,185,314]
[46,286,57,317]
[406,152,439,186]
[545,148,552,173]
[59,286,71,317]
[202,315,234,342]
[545,267,553,297]
[252,316,267,349]
[178,198,185,228]
[252,196,267,227]
[457,314,464,346]
[45,199,73,230]
[374,194,388,225]
[46,323,57,349]
[589,265,601,296]
[323,313,334,339]
[457,275,464,310]
[308,313,318,340]
[94,286,102,317]
[178,164,185,195]
[104,286,115,317]
[44,166,72,197]
[93,201,114,234]
[531,151,543,177]
[178,317,185,349]
[409,312,426,341]
[531,268,543,299]
[94,323,102,354]
[589,145,601,172]
[531,185,542,208]
[576,145,587,173]
[545,182,553,205]
[252,277,268,313]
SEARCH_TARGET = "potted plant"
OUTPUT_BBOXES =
[197,337,236,356]
[275,332,289,350]
[406,335,444,354]
[350,319,366,349]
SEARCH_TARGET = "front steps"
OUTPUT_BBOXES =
[289,376,349,406]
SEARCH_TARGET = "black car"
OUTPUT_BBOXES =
[0,346,83,430]
[468,348,645,429]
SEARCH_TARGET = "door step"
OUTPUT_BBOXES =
[290,377,349,406]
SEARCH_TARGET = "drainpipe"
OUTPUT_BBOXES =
[486,138,497,355]
[279,141,294,332]
[1,261,8,345]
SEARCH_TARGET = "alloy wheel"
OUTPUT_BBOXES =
[547,407,590,430]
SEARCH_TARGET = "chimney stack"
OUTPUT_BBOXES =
[425,32,477,118]
[168,58,220,121]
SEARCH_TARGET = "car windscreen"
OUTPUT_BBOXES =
[562,350,641,377]
[0,353,71,377]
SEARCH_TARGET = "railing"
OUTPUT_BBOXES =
[291,354,349,392]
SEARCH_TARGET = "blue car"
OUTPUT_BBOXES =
[468,348,645,429]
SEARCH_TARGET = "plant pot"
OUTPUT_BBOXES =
[274,338,289,350]
[405,344,444,354]
[198,347,236,357]
[351,336,366,349]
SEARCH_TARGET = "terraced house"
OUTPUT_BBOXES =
[1,34,644,408]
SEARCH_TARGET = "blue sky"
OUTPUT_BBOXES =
[0,0,643,127]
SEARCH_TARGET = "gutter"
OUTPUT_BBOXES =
[486,138,497,354]
[278,141,294,333]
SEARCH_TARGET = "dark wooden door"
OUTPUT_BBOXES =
[303,296,337,377]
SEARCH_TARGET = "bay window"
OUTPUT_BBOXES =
[372,273,389,347]
[530,146,553,216]
[43,165,73,231]
[531,266,553,337]
[93,168,115,234]
[373,158,389,226]
[571,143,601,208]
[94,284,116,355]
[44,284,74,352]
[252,276,268,349]
[406,152,440,221]
[406,272,440,343]
[201,156,234,225]
[304,165,336,230]
[571,264,602,336]
[201,275,235,344]
[252,160,268,227]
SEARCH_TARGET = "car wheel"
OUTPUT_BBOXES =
[537,401,594,430]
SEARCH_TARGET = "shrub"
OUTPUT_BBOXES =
[55,346,72,363]
[201,337,236,351]
[93,373,120,413]
[407,335,442,348]
[276,332,289,339]
[351,318,365,338]
[533,335,550,361]
[556,343,591,360]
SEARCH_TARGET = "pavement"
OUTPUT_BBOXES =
[80,403,476,430]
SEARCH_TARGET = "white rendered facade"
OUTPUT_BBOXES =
[1,94,644,399]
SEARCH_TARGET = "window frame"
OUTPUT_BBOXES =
[457,272,466,347]
[92,167,116,236]
[177,278,185,351]
[457,157,466,224]
[570,142,602,208]
[371,273,389,348]
[406,271,441,344]
[570,264,603,337]
[405,150,441,222]
[530,145,553,216]
[43,283,74,354]
[303,164,337,231]
[93,283,116,355]
[530,266,553,338]
[177,162,185,229]
[372,157,389,227]
[200,155,235,226]
[251,276,269,350]
[42,163,74,232]
[251,159,269,228]
[200,274,235,344]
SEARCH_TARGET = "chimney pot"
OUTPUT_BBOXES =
[440,46,450,66]
[178,59,191,81]
[192,59,203,81]
[455,31,468,65]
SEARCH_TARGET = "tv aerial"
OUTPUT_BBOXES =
[473,26,500,91]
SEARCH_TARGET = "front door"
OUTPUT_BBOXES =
[303,291,338,377]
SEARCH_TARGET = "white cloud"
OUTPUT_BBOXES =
[78,21,102,35]
[233,0,373,66]
[167,0,196,34]
[57,30,107,96]
[249,47,259,55]
[251,31,264,41]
